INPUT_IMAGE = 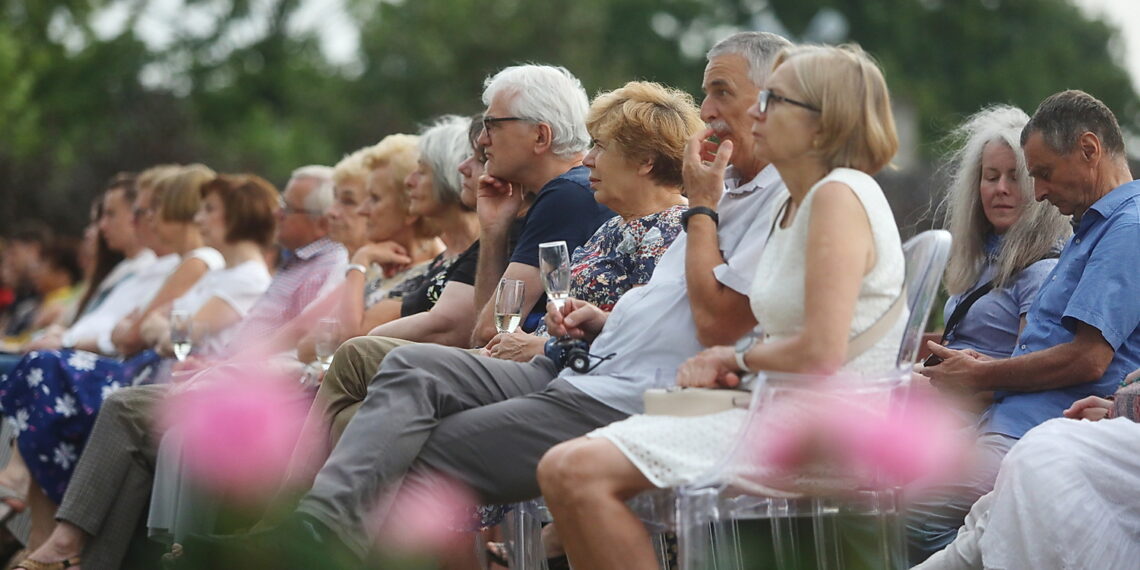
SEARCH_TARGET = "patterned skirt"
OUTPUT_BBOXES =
[0,349,162,503]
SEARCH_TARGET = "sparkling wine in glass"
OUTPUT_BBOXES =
[169,309,193,362]
[538,241,571,310]
[494,278,525,334]
[314,318,340,371]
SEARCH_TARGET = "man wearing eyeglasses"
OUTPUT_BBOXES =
[468,64,617,347]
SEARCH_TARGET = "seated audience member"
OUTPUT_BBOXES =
[292,81,701,490]
[0,174,275,512]
[911,89,1140,563]
[11,165,347,570]
[109,165,224,358]
[332,124,462,342]
[541,43,903,570]
[0,223,53,343]
[18,239,83,345]
[327,150,373,257]
[23,174,160,356]
[181,31,790,567]
[923,105,1070,411]
[914,379,1140,570]
[481,80,699,363]
[467,64,616,346]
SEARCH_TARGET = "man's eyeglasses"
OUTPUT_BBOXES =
[757,89,821,114]
[481,115,528,134]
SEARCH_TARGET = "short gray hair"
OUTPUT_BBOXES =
[482,64,590,160]
[1020,89,1125,157]
[707,31,793,86]
[419,115,473,205]
[289,165,335,216]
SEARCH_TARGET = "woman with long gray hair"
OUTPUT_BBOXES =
[927,105,1071,370]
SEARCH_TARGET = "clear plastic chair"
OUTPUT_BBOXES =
[499,229,951,569]
[666,229,952,569]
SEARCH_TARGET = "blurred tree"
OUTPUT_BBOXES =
[1,0,1137,238]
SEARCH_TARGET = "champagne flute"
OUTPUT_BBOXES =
[538,241,571,310]
[314,318,340,371]
[169,309,193,362]
[494,278,525,334]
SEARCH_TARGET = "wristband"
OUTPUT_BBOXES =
[346,264,367,276]
[681,207,719,232]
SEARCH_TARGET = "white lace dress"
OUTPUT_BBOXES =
[588,168,905,487]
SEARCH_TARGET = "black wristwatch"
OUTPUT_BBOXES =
[681,206,719,231]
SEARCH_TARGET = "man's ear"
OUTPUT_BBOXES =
[534,123,554,154]
[1078,131,1102,163]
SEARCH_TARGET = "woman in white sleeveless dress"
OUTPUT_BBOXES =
[537,44,905,570]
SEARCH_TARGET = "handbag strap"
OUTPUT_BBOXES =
[846,288,906,361]
[939,281,994,343]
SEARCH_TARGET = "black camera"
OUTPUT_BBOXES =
[544,337,592,373]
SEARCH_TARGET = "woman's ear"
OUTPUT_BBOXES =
[638,158,655,177]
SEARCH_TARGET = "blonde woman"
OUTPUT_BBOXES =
[539,44,905,570]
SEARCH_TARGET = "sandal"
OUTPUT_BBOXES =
[12,558,81,570]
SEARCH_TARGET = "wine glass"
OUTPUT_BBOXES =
[314,318,340,371]
[169,309,193,362]
[494,278,525,334]
[538,241,571,310]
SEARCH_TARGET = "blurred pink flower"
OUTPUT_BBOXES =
[373,471,478,556]
[158,370,314,503]
[749,378,968,493]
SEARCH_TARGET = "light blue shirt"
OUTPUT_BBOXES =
[982,180,1140,438]
[943,257,1057,360]
[564,165,788,414]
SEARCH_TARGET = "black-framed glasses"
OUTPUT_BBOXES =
[481,115,527,133]
[279,202,324,217]
[757,89,821,113]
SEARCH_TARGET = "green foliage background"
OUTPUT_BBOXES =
[1,0,1136,235]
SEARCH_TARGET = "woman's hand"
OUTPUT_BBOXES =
[545,298,607,342]
[1063,395,1114,421]
[482,332,547,362]
[139,311,170,346]
[351,242,413,277]
[677,346,741,389]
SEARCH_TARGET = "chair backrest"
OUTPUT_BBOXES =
[895,230,952,367]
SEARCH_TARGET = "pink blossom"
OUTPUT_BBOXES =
[748,376,968,494]
[373,471,478,556]
[157,370,314,503]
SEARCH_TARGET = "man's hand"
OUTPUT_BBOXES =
[1063,395,1114,421]
[482,331,546,362]
[476,174,523,232]
[682,128,733,209]
[677,346,741,389]
[545,298,607,342]
[915,342,992,393]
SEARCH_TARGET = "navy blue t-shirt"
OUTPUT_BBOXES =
[509,165,616,268]
[510,165,615,330]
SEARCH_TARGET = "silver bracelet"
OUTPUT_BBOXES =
[345,263,367,276]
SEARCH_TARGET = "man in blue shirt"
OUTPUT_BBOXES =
[913,90,1139,563]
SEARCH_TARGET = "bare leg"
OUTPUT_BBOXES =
[24,481,56,552]
[538,437,658,570]
[13,520,86,570]
[0,445,30,512]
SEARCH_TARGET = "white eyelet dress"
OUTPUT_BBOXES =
[587,167,905,488]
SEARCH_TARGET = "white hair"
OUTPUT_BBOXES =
[937,105,1072,293]
[707,31,792,86]
[482,64,590,159]
[418,115,473,205]
[289,165,335,216]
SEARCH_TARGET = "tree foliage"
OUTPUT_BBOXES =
[0,0,1136,235]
